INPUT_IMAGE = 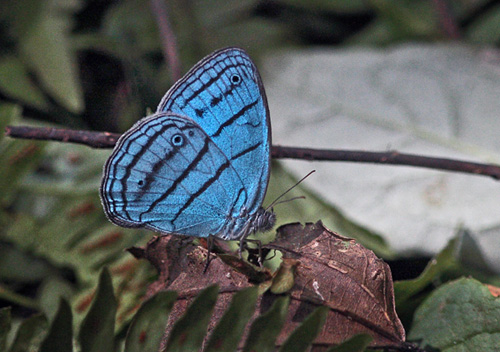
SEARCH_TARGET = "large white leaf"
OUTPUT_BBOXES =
[263,44,500,269]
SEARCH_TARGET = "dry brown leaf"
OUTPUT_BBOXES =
[269,221,405,347]
[128,221,405,349]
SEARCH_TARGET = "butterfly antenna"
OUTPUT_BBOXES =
[271,195,306,207]
[265,170,315,211]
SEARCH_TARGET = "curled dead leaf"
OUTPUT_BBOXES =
[268,221,405,347]
[127,221,405,349]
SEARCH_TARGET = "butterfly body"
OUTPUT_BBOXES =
[100,48,274,242]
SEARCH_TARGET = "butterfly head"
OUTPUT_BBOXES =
[253,207,276,233]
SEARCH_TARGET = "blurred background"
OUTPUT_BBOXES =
[1,0,500,340]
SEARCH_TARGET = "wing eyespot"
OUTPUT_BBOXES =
[230,74,241,84]
[188,130,195,137]
[171,134,184,146]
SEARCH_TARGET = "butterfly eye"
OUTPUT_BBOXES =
[230,74,241,84]
[171,134,184,146]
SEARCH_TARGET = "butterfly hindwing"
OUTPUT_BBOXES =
[100,113,249,237]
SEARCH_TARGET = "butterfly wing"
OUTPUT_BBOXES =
[100,113,249,237]
[157,47,271,218]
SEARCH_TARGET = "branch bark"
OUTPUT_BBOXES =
[5,125,500,180]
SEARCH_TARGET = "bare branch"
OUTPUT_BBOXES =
[150,0,182,82]
[5,125,120,149]
[272,145,500,180]
[431,0,461,39]
[5,125,500,180]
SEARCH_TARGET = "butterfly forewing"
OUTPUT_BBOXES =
[100,113,249,237]
[157,47,271,215]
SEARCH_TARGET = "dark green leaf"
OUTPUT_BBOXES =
[277,0,368,13]
[164,285,219,352]
[278,306,328,352]
[0,104,20,142]
[0,243,56,283]
[0,56,49,110]
[394,237,458,306]
[0,105,45,203]
[208,19,292,57]
[205,286,259,352]
[40,299,73,352]
[0,284,39,310]
[455,228,493,274]
[0,139,45,203]
[0,307,12,352]
[38,278,75,322]
[125,291,177,352]
[78,267,117,352]
[194,0,258,27]
[326,334,372,352]
[466,4,500,43]
[270,259,299,294]
[393,233,485,326]
[369,0,438,38]
[243,296,290,352]
[0,137,152,332]
[409,278,500,351]
[8,313,47,352]
[103,0,160,54]
[3,0,44,38]
[18,1,84,113]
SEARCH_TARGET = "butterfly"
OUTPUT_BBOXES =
[100,47,275,249]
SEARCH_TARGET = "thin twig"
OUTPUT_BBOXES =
[272,145,500,180]
[5,126,121,149]
[150,0,182,82]
[431,0,461,39]
[5,125,500,180]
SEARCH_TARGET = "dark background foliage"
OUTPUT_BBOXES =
[1,0,500,351]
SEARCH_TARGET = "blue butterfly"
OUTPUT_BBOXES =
[100,47,275,248]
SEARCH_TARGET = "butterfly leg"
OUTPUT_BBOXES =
[246,238,264,266]
[238,223,251,259]
[239,237,264,267]
[238,236,245,259]
[203,235,215,273]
